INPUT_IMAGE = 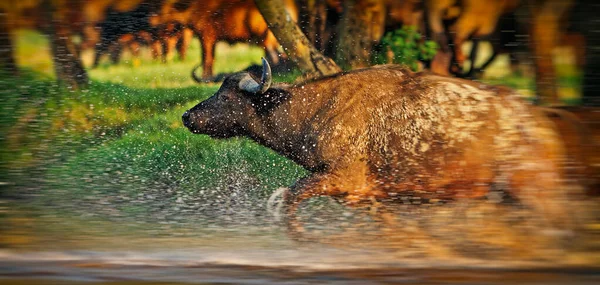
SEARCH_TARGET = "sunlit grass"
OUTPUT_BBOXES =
[88,41,264,88]
[13,30,54,76]
[2,30,305,221]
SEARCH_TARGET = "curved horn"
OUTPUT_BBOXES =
[259,57,272,93]
[239,57,272,94]
[191,63,204,83]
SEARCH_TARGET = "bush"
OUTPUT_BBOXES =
[372,26,438,71]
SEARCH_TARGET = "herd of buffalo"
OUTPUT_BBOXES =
[3,0,596,100]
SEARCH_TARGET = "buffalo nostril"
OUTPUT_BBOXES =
[182,111,191,126]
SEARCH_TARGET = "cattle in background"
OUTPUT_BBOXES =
[92,0,165,67]
[421,0,520,77]
[146,0,197,62]
[0,0,107,79]
[88,0,194,67]
[528,0,585,105]
[441,0,586,104]
[448,0,521,78]
[178,0,298,82]
[0,0,164,70]
[422,0,586,106]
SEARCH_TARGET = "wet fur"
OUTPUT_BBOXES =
[185,64,582,232]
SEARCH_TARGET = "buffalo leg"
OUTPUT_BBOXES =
[466,36,500,79]
[463,38,481,78]
[177,29,193,61]
[93,41,110,68]
[283,160,381,239]
[283,174,342,240]
[160,39,168,63]
[150,40,161,60]
[109,43,121,64]
[176,36,186,61]
[130,41,141,58]
[529,0,573,105]
[201,35,216,80]
[475,47,499,76]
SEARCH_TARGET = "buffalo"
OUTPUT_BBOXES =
[183,59,583,233]
[93,0,163,67]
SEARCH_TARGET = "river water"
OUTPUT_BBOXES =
[2,199,599,284]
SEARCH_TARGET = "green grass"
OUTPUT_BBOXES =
[2,30,305,223]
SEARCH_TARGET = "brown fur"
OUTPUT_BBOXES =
[184,64,583,233]
[542,107,600,196]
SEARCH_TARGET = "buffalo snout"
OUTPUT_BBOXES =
[182,110,193,128]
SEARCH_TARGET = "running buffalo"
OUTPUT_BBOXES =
[183,59,582,231]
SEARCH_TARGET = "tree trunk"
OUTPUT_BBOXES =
[578,0,600,106]
[43,0,88,90]
[254,0,341,78]
[335,0,386,69]
[0,8,17,74]
[297,0,328,52]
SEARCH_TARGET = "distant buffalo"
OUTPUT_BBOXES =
[183,59,586,233]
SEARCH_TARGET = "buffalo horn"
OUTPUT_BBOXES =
[239,57,272,94]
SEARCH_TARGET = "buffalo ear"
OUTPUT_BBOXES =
[238,57,272,94]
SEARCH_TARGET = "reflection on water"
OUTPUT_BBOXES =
[1,250,600,284]
[2,197,599,284]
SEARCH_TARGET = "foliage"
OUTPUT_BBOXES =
[372,26,438,71]
[2,33,305,221]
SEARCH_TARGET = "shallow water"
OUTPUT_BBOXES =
[1,250,599,284]
[2,198,600,284]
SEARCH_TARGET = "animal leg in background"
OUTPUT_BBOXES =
[93,40,111,68]
[109,43,122,64]
[201,33,217,79]
[176,29,193,61]
[462,34,499,79]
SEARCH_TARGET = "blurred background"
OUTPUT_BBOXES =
[1,0,599,284]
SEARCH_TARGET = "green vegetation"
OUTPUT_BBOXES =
[372,26,438,71]
[2,31,305,222]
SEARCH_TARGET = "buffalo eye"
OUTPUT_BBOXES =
[221,92,235,102]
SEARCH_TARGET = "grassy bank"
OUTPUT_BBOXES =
[2,31,306,225]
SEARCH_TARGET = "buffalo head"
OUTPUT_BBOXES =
[182,58,273,138]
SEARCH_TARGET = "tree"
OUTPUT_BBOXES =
[297,0,330,53]
[254,0,341,78]
[576,0,600,106]
[0,8,17,75]
[335,0,386,69]
[42,0,88,90]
